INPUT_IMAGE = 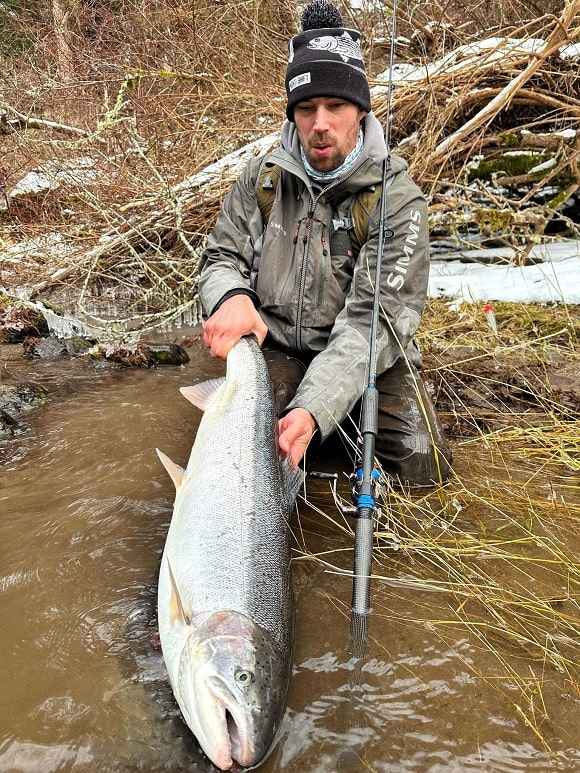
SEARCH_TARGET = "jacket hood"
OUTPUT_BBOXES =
[275,112,407,194]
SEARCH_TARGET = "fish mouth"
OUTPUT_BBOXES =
[208,675,255,767]
[178,670,256,770]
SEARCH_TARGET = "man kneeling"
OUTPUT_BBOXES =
[199,1,451,485]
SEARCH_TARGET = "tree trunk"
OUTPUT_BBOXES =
[52,0,75,83]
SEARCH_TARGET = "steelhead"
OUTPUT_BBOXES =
[156,336,302,770]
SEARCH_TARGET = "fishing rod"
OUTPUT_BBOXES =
[349,0,399,653]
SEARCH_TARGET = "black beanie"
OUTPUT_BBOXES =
[285,1,371,122]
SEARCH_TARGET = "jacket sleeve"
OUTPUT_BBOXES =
[198,159,264,316]
[285,172,430,439]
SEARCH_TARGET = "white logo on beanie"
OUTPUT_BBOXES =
[289,72,311,92]
[288,38,295,63]
[307,31,363,63]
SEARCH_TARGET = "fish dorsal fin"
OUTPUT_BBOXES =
[156,448,185,490]
[180,378,225,412]
[281,456,305,509]
[166,557,191,626]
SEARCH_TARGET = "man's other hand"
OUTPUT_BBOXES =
[278,408,316,467]
[203,295,268,359]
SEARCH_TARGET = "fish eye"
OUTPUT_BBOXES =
[234,669,255,686]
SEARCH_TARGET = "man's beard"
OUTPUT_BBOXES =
[306,146,344,172]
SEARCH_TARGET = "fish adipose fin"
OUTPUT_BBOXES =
[166,557,191,626]
[180,378,225,412]
[156,448,185,490]
[281,456,305,509]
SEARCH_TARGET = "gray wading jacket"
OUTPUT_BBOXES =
[199,112,429,439]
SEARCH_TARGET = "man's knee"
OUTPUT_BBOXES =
[375,424,453,486]
[374,361,452,486]
[262,346,307,417]
[390,442,453,487]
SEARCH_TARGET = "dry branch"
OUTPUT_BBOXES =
[2,1,579,317]
[458,88,580,117]
[0,102,99,140]
[484,129,579,150]
[431,1,580,161]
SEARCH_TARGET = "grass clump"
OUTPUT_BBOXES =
[298,297,579,749]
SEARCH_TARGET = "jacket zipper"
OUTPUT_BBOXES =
[294,163,369,350]
[295,204,315,350]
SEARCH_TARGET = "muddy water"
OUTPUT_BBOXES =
[1,342,579,772]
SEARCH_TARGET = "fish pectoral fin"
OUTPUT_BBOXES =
[180,378,225,412]
[156,449,185,490]
[166,557,191,626]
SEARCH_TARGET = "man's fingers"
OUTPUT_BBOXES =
[203,320,218,350]
[290,441,308,467]
[278,433,289,455]
[205,324,265,354]
[202,297,269,356]
[278,426,311,467]
[211,333,240,360]
[280,423,300,446]
[285,434,309,467]
[278,422,294,453]
[253,319,268,346]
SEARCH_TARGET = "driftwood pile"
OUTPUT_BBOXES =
[381,2,580,255]
[0,1,579,328]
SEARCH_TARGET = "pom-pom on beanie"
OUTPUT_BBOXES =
[285,1,371,122]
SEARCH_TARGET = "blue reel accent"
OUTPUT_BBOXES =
[356,468,381,481]
[357,494,375,509]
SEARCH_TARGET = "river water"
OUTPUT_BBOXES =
[1,339,579,772]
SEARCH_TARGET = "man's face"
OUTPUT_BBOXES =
[294,97,365,173]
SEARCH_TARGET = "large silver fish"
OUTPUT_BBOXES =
[156,336,302,770]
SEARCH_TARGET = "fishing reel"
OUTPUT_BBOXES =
[349,466,382,516]
[307,470,354,514]
[307,466,382,518]
[307,469,400,549]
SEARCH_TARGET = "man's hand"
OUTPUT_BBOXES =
[278,408,316,467]
[203,294,268,359]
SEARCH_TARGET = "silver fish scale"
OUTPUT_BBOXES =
[165,338,292,650]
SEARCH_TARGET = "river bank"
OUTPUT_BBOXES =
[1,308,579,771]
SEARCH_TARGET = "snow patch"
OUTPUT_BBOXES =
[528,157,557,175]
[372,36,580,91]
[429,241,580,304]
[560,43,580,60]
[174,131,279,194]
[503,150,543,157]
[1,232,75,264]
[7,158,102,202]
